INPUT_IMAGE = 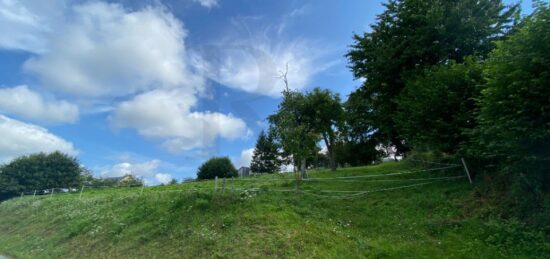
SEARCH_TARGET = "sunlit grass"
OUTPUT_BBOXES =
[0,161,547,258]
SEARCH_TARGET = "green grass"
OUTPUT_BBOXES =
[0,161,547,258]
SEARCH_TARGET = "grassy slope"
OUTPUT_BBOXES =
[0,162,547,258]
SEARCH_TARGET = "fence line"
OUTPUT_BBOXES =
[14,163,467,201]
[305,175,465,183]
[300,177,465,199]
[407,158,461,166]
[307,165,461,180]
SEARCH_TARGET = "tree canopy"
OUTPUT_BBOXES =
[346,0,518,155]
[0,152,83,199]
[250,130,281,173]
[197,157,238,180]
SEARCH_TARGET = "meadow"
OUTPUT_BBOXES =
[0,161,547,258]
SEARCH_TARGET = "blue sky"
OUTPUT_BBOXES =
[0,0,534,184]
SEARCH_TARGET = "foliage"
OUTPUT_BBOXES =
[346,0,518,154]
[197,157,238,180]
[302,88,344,171]
[333,139,381,167]
[473,3,550,161]
[0,152,83,199]
[469,3,550,226]
[268,90,319,176]
[396,58,484,154]
[250,130,281,173]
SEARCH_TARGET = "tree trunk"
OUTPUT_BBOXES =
[300,158,307,179]
[322,133,337,171]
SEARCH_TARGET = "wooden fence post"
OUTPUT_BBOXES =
[79,186,85,199]
[222,178,226,194]
[50,188,54,198]
[461,158,473,184]
[33,190,36,198]
[214,176,218,193]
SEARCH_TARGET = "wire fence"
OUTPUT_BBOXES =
[14,159,472,201]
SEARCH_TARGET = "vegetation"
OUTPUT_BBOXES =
[0,162,547,258]
[344,0,549,228]
[197,157,238,180]
[0,152,83,201]
[250,130,281,173]
[346,0,518,155]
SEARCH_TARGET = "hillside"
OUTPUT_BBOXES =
[0,162,547,258]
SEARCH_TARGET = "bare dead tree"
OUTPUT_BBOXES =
[276,62,290,93]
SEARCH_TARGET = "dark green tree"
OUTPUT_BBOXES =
[474,3,549,161]
[346,0,518,155]
[396,58,484,153]
[0,151,83,199]
[197,157,238,180]
[303,88,344,171]
[268,90,319,178]
[470,3,550,223]
[250,130,281,173]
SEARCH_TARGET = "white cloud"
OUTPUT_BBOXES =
[195,39,327,97]
[99,159,159,178]
[0,0,65,53]
[98,159,174,185]
[110,89,249,152]
[0,85,79,123]
[0,115,77,163]
[23,2,203,97]
[193,0,218,8]
[155,173,173,184]
[235,147,254,168]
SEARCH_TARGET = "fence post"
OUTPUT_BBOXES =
[79,186,85,199]
[50,188,54,198]
[33,190,36,198]
[461,158,473,184]
[231,177,235,192]
[21,192,24,198]
[214,176,218,193]
[140,184,145,195]
[222,177,226,194]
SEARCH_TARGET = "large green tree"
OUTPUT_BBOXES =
[474,3,549,161]
[303,88,344,171]
[250,130,281,173]
[346,0,518,155]
[268,90,319,178]
[471,3,550,222]
[0,152,83,199]
[396,58,484,153]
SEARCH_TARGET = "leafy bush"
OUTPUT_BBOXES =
[196,157,237,180]
[0,151,83,199]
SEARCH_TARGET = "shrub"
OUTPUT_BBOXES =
[196,157,237,180]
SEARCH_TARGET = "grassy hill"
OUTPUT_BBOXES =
[0,161,547,258]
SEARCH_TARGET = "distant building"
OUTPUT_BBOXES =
[238,167,251,177]
[104,175,134,183]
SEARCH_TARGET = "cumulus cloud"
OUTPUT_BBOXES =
[193,0,219,8]
[0,115,77,163]
[155,173,173,184]
[98,159,174,185]
[23,2,203,97]
[235,148,254,168]
[110,89,249,152]
[0,85,79,123]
